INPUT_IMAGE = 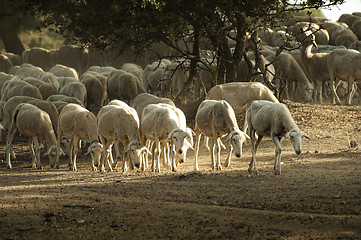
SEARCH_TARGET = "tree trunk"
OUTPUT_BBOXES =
[0,30,25,55]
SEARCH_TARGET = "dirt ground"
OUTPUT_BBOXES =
[0,100,360,240]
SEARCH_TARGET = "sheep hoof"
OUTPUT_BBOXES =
[92,167,97,172]
[171,167,178,172]
[7,165,12,169]
[248,168,259,175]
[69,166,77,171]
[274,169,281,175]
[217,165,222,171]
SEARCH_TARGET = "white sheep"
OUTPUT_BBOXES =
[327,49,361,105]
[245,100,310,175]
[107,69,145,105]
[1,76,43,101]
[97,100,149,173]
[140,103,192,172]
[5,103,59,169]
[121,63,144,85]
[1,96,59,135]
[53,103,103,171]
[22,47,56,71]
[194,100,249,171]
[23,77,58,100]
[48,64,79,80]
[46,94,84,107]
[80,71,107,111]
[300,29,330,104]
[205,82,279,132]
[58,81,87,106]
[132,93,175,119]
[14,63,43,78]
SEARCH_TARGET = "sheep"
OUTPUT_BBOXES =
[59,81,87,106]
[1,76,43,101]
[142,59,172,95]
[288,22,329,45]
[56,76,79,90]
[261,50,313,103]
[3,52,22,66]
[5,103,58,169]
[205,82,279,118]
[0,72,13,99]
[107,69,145,105]
[0,54,13,73]
[194,100,249,171]
[47,94,84,106]
[38,72,60,91]
[121,63,144,85]
[1,96,59,134]
[245,100,310,175]
[53,103,103,171]
[80,71,107,111]
[56,45,89,75]
[97,100,149,173]
[14,63,44,78]
[300,30,330,104]
[48,64,79,80]
[327,48,361,105]
[140,103,192,172]
[87,66,116,77]
[23,77,58,100]
[22,47,56,71]
[132,92,175,119]
[348,41,361,52]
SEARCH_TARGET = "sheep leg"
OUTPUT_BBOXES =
[68,138,74,168]
[98,135,108,172]
[121,149,128,175]
[33,137,43,170]
[248,129,261,175]
[151,141,156,172]
[273,136,282,175]
[171,144,178,172]
[6,120,18,169]
[210,138,216,170]
[112,141,120,168]
[155,140,161,173]
[347,78,356,105]
[54,130,63,168]
[145,140,152,169]
[70,137,79,171]
[193,131,201,171]
[224,141,233,168]
[329,73,342,104]
[29,139,37,169]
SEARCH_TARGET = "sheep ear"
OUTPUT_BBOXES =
[285,131,291,139]
[166,129,177,142]
[141,146,152,155]
[303,132,311,140]
[184,139,194,150]
[225,132,234,142]
[244,133,250,140]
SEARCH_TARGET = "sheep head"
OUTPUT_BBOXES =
[124,141,150,168]
[225,130,250,158]
[285,129,310,155]
[85,141,104,168]
[166,128,192,155]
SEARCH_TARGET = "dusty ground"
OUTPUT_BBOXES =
[0,100,361,240]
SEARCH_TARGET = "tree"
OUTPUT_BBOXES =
[22,0,344,101]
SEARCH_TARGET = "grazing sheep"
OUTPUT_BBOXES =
[107,69,145,105]
[245,100,310,175]
[140,103,192,172]
[53,103,103,171]
[1,96,59,134]
[48,64,79,79]
[300,30,330,104]
[87,66,116,77]
[38,72,60,91]
[0,54,13,73]
[194,100,249,171]
[327,49,361,105]
[1,76,43,101]
[132,93,175,119]
[205,82,279,118]
[59,81,87,106]
[289,22,329,45]
[142,59,172,95]
[56,45,89,75]
[97,100,149,173]
[0,72,13,99]
[23,77,58,100]
[22,47,55,71]
[47,94,84,106]
[80,71,107,111]
[56,76,79,90]
[14,63,44,78]
[121,63,144,85]
[5,103,58,169]
[3,52,22,66]
[261,50,313,103]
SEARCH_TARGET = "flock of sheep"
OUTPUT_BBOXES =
[1,12,360,175]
